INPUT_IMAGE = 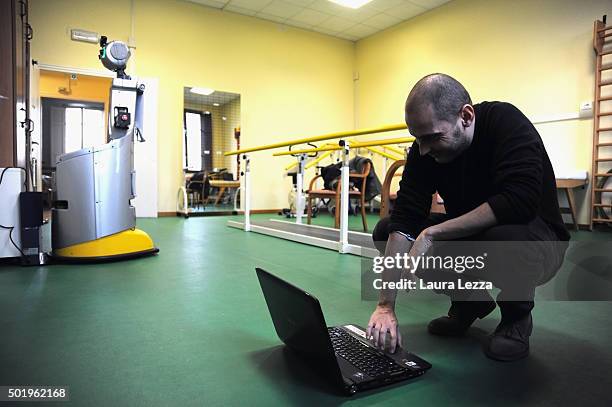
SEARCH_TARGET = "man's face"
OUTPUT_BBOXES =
[405,104,472,164]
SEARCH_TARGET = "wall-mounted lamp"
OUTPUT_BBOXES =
[70,29,99,44]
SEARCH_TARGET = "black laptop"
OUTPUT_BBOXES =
[255,268,431,395]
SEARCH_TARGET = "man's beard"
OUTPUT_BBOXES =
[435,125,464,164]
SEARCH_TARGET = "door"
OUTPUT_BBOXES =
[131,77,158,218]
[30,63,41,191]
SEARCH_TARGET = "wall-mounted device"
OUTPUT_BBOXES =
[579,101,593,118]
[70,29,99,44]
[19,191,46,266]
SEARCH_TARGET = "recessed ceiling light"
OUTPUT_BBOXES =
[213,103,220,106]
[222,117,227,120]
[328,0,373,9]
[190,87,215,95]
[204,111,211,114]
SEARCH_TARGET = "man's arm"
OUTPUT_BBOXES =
[485,103,544,224]
[387,144,437,237]
[368,202,497,352]
[376,201,498,309]
[377,232,413,307]
[367,232,411,353]
[379,201,498,309]
[368,145,436,352]
[423,201,497,241]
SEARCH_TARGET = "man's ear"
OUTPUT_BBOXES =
[460,104,475,127]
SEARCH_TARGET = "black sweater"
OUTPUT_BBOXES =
[389,101,570,241]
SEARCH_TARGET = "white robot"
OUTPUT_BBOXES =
[52,36,158,261]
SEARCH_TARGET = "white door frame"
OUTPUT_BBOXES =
[36,63,159,218]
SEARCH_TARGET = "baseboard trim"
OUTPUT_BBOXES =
[158,209,281,217]
[565,222,591,231]
[238,209,281,215]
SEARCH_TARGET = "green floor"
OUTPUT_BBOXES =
[1,215,611,406]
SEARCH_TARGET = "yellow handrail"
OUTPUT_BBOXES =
[305,150,335,170]
[284,162,298,171]
[365,146,403,161]
[283,144,336,171]
[383,145,407,157]
[224,123,408,156]
[272,137,414,156]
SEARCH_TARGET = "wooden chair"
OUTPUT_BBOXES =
[306,162,371,231]
[380,159,445,218]
[380,160,406,218]
[186,172,209,208]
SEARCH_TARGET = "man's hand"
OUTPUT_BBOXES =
[409,229,434,258]
[367,304,402,353]
[367,229,433,353]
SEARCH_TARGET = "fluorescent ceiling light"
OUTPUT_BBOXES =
[190,87,215,95]
[213,103,220,106]
[328,0,373,9]
[204,111,211,114]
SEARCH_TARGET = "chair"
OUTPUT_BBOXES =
[306,162,371,231]
[380,159,445,218]
[380,160,406,218]
[186,171,209,208]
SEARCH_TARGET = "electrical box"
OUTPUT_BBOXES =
[579,101,593,118]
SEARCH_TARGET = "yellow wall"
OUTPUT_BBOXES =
[30,0,610,221]
[355,0,611,225]
[30,0,355,211]
[39,70,112,139]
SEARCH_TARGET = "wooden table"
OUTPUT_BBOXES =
[556,178,588,230]
[209,180,240,205]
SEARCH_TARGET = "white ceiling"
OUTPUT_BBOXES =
[184,88,240,106]
[184,0,452,41]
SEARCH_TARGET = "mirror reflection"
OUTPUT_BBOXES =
[180,87,241,216]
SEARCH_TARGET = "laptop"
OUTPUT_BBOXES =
[255,268,431,395]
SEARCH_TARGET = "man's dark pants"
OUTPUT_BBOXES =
[373,214,568,321]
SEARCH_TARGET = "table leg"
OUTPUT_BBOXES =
[215,187,226,205]
[565,187,578,231]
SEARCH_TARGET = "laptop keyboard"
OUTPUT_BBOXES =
[328,327,407,378]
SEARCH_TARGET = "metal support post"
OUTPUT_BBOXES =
[295,154,306,224]
[339,140,350,253]
[241,154,251,231]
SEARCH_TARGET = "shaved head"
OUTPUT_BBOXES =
[405,73,472,123]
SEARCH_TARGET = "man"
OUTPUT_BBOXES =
[367,73,569,361]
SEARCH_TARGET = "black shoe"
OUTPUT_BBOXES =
[484,313,532,361]
[428,300,496,336]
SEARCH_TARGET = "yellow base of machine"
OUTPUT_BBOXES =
[53,229,158,262]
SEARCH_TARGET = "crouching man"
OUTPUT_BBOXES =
[368,73,569,361]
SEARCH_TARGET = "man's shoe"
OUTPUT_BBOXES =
[484,313,532,361]
[428,300,496,336]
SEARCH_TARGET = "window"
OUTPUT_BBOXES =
[64,107,105,154]
[183,111,213,171]
[185,111,202,171]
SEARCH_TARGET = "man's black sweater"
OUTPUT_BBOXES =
[388,101,570,241]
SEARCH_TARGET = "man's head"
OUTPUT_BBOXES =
[405,73,475,163]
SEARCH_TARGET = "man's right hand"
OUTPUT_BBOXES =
[367,304,402,353]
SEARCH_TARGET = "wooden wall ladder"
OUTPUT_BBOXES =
[590,16,612,229]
